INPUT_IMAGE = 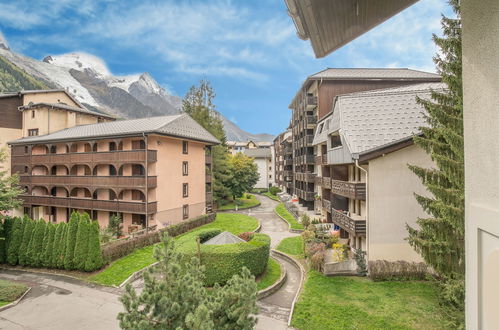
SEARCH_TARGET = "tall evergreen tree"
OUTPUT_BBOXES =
[55,222,68,269]
[407,0,464,321]
[0,217,14,263]
[18,217,34,266]
[64,212,80,270]
[41,222,55,268]
[7,217,24,265]
[84,221,104,272]
[74,214,90,271]
[27,219,47,267]
[183,80,232,204]
[51,223,64,268]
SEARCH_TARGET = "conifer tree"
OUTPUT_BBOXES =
[27,219,46,267]
[7,217,23,265]
[118,234,257,329]
[0,217,14,263]
[18,217,34,266]
[84,221,104,272]
[41,222,55,268]
[74,213,90,271]
[407,0,464,320]
[55,222,68,269]
[183,80,232,204]
[64,212,80,270]
[51,223,64,268]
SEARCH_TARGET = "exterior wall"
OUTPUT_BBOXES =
[462,1,499,328]
[367,144,432,262]
[0,96,23,174]
[22,91,78,107]
[253,157,269,189]
[149,135,206,227]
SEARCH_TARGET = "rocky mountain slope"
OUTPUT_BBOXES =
[0,38,273,142]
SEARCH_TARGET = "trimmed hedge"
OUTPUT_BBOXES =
[101,212,216,262]
[178,232,270,286]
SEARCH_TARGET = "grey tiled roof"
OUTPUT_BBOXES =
[244,148,272,158]
[19,102,115,119]
[313,82,446,155]
[10,113,220,145]
[310,68,441,80]
[203,231,246,245]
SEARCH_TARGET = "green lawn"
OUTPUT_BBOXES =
[276,236,303,258]
[275,203,303,230]
[292,271,451,330]
[218,193,260,210]
[89,213,260,286]
[262,192,279,201]
[256,257,281,291]
[0,279,28,306]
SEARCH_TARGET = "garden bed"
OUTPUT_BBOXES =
[262,192,280,201]
[0,279,28,308]
[276,236,304,259]
[275,203,304,231]
[218,193,260,210]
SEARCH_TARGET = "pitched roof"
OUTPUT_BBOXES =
[309,68,440,80]
[203,231,246,245]
[244,148,272,158]
[18,102,115,119]
[313,82,446,156]
[9,113,220,145]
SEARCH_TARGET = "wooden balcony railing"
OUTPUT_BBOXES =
[205,155,212,164]
[20,175,157,190]
[295,188,315,201]
[205,174,212,183]
[322,199,331,210]
[284,159,293,166]
[322,177,332,189]
[306,95,317,108]
[206,191,213,202]
[331,180,366,200]
[295,172,316,183]
[20,195,157,214]
[331,208,366,235]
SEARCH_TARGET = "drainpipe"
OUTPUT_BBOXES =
[354,158,369,265]
[143,133,149,233]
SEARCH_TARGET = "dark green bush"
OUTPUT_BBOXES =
[27,219,47,267]
[74,215,90,271]
[269,186,281,195]
[64,212,80,270]
[198,229,222,243]
[85,221,104,272]
[41,223,55,268]
[179,233,270,286]
[7,217,23,265]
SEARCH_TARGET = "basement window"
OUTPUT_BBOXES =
[28,129,39,136]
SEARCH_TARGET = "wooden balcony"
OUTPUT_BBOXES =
[205,155,212,164]
[322,198,331,210]
[20,175,157,190]
[331,208,366,235]
[284,159,293,166]
[20,195,157,214]
[305,116,317,126]
[12,150,157,167]
[331,180,366,200]
[205,174,212,183]
[295,172,316,183]
[295,188,315,201]
[306,96,317,108]
[322,177,332,189]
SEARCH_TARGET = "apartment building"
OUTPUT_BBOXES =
[313,83,445,262]
[289,68,441,210]
[273,130,293,194]
[5,90,218,233]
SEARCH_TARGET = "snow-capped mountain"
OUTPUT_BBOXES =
[0,36,273,141]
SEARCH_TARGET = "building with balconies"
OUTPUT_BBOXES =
[5,90,219,234]
[313,82,444,262]
[273,130,293,194]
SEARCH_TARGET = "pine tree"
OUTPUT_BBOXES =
[183,80,233,205]
[74,213,90,271]
[27,219,46,267]
[7,217,23,265]
[64,212,80,270]
[407,0,464,320]
[84,221,104,272]
[18,217,34,266]
[41,222,55,268]
[118,233,257,329]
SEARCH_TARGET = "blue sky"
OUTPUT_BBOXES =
[0,0,452,136]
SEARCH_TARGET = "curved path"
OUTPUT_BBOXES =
[237,195,302,330]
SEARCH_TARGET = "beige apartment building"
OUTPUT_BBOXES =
[273,130,293,194]
[3,89,218,233]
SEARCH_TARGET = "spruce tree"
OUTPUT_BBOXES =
[18,217,34,266]
[41,222,55,268]
[84,221,104,272]
[7,217,23,265]
[407,0,464,321]
[74,213,90,271]
[27,219,46,267]
[64,212,80,270]
[183,80,233,205]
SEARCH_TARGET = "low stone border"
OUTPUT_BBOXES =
[118,261,159,288]
[271,249,306,327]
[0,287,31,311]
[257,254,287,300]
[273,209,304,233]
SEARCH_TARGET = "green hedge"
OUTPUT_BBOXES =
[179,232,270,286]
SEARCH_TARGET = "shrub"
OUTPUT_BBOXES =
[74,214,90,271]
[269,186,281,195]
[301,230,315,243]
[0,217,14,263]
[18,217,34,266]
[27,219,47,267]
[198,229,222,243]
[354,248,367,276]
[245,194,252,200]
[368,260,429,281]
[54,222,68,268]
[41,223,56,268]
[85,221,104,272]
[179,233,270,286]
[64,212,80,270]
[108,214,123,238]
[310,250,325,272]
[305,242,325,259]
[7,217,23,265]
[237,232,254,242]
[300,214,311,228]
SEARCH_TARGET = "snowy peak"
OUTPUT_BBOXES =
[43,52,111,78]
[0,31,9,50]
[137,72,163,94]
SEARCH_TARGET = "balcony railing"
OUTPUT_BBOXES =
[20,195,157,214]
[284,159,293,166]
[206,191,213,202]
[205,174,212,183]
[305,116,317,126]
[295,172,316,183]
[331,180,366,200]
[295,188,315,201]
[322,199,331,210]
[322,177,332,189]
[306,95,317,108]
[20,175,157,190]
[330,208,366,235]
[205,155,212,164]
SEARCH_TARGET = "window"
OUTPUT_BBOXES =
[28,129,39,136]
[318,123,324,133]
[331,135,342,148]
[183,204,189,219]
[182,141,188,154]
[182,161,188,176]
[31,110,35,118]
[183,183,189,197]
[24,146,29,154]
